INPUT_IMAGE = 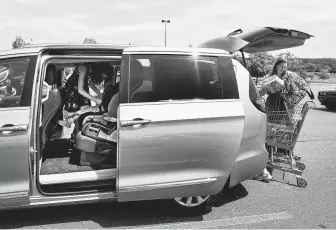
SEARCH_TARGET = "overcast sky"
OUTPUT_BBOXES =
[1,0,335,58]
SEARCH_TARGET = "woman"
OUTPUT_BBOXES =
[59,62,114,128]
[255,56,314,181]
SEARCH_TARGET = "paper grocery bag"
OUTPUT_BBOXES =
[262,75,285,94]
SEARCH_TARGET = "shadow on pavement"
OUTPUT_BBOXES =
[0,200,201,229]
[0,184,249,229]
[212,183,249,208]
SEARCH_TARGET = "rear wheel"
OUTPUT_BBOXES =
[169,195,213,216]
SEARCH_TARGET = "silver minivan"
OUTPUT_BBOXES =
[0,27,312,216]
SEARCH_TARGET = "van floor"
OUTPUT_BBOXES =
[40,139,93,175]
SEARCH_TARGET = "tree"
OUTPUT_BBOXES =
[305,63,317,72]
[12,36,32,49]
[83,37,98,44]
[317,70,330,80]
[329,62,336,73]
[247,52,274,78]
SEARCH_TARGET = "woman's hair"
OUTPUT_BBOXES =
[268,56,287,77]
[90,62,115,83]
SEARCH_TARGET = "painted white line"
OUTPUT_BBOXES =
[139,212,292,229]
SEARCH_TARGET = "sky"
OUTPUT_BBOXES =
[0,0,335,58]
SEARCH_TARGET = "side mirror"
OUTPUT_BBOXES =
[41,81,50,103]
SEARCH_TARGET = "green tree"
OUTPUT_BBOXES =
[329,62,336,73]
[83,37,98,44]
[305,63,317,72]
[247,52,274,78]
[317,70,330,80]
[12,36,32,49]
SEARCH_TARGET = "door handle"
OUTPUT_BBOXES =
[120,118,151,128]
[0,124,28,134]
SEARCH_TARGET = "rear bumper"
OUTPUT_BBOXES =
[229,114,268,187]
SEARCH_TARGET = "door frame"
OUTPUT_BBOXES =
[30,54,122,196]
[0,53,39,208]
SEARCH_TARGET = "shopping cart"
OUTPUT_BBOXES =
[265,100,316,188]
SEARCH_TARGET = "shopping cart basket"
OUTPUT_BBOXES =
[265,100,316,188]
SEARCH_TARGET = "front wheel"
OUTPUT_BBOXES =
[168,196,213,216]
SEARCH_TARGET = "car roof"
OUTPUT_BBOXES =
[0,43,229,57]
[0,43,134,57]
[122,46,230,56]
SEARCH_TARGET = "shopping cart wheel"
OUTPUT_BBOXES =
[296,177,307,188]
[294,155,301,161]
[296,162,306,171]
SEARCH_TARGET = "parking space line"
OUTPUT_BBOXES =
[139,212,292,229]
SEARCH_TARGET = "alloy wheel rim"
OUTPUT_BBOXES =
[174,196,209,207]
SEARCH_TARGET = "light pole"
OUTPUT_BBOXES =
[161,19,170,47]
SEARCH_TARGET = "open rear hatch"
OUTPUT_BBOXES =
[198,27,313,54]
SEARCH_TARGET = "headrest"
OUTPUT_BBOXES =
[107,92,120,118]
[129,60,143,93]
[45,64,57,85]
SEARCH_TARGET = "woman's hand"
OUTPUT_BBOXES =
[258,86,267,96]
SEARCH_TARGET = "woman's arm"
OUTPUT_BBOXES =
[258,86,267,96]
[298,78,315,99]
[290,72,315,99]
[88,79,103,98]
[77,65,102,105]
[257,75,270,96]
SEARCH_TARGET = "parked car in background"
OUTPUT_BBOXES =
[318,89,336,110]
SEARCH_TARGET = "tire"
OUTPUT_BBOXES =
[167,195,214,216]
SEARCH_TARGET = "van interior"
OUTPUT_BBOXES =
[38,58,121,194]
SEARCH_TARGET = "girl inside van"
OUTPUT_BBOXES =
[58,62,114,128]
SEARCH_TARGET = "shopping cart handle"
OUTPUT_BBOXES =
[306,100,316,107]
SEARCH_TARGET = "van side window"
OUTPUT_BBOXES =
[218,56,240,99]
[128,55,224,103]
[0,56,35,108]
